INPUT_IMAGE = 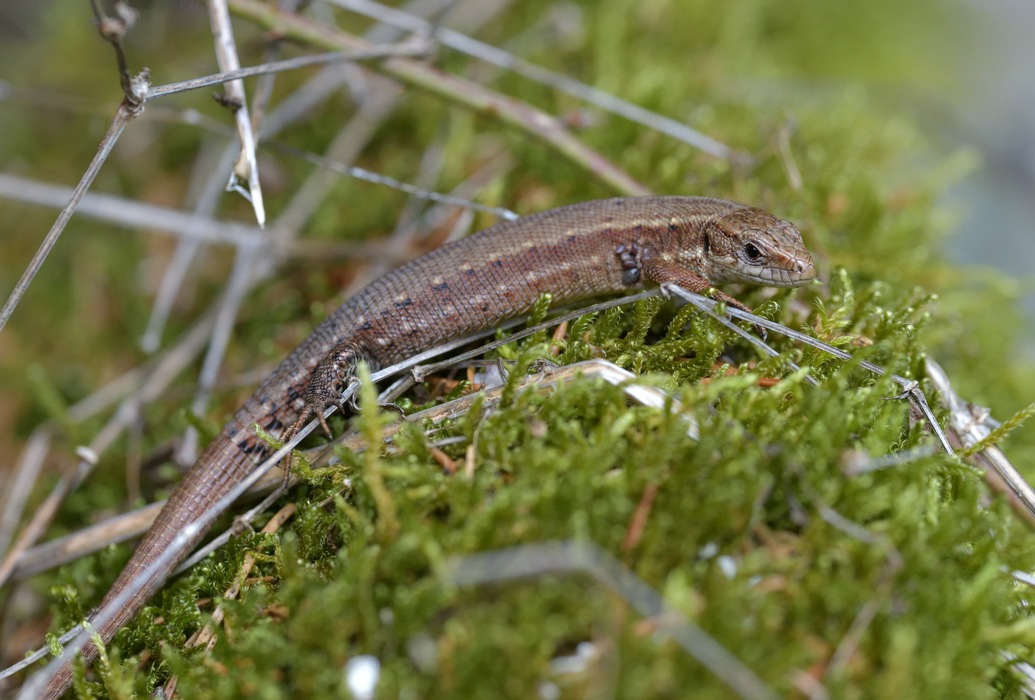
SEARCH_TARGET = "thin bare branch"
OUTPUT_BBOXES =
[0,2,149,332]
[145,43,432,100]
[0,430,53,564]
[7,503,164,582]
[0,170,505,272]
[266,139,518,220]
[206,0,266,227]
[0,173,260,248]
[331,0,736,160]
[926,357,1035,526]
[90,0,141,105]
[0,99,143,332]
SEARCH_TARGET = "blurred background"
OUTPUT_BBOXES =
[951,0,1035,347]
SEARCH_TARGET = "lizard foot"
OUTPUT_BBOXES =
[278,343,366,484]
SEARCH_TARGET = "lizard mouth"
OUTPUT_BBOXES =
[764,250,816,286]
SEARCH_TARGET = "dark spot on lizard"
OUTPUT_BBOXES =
[265,417,284,431]
[465,268,476,276]
[617,242,641,285]
[287,386,301,401]
[668,222,677,232]
[491,260,503,268]
[481,303,490,312]
[357,320,374,331]
[433,281,449,291]
[394,297,414,309]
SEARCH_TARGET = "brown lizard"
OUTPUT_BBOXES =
[37,196,815,697]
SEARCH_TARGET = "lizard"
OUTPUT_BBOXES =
[37,195,815,698]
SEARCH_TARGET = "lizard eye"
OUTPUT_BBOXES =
[743,242,764,262]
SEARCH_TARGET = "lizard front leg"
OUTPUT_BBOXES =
[615,243,752,313]
[639,257,752,313]
[286,342,367,442]
[617,247,766,336]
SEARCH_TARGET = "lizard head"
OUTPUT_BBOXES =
[703,206,817,287]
